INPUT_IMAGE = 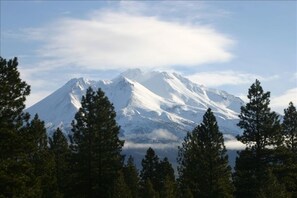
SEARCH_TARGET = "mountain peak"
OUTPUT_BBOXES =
[27,69,243,145]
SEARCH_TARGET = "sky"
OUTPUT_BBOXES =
[1,1,296,114]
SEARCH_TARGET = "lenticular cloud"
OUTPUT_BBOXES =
[34,11,233,70]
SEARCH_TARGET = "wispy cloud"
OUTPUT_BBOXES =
[271,88,297,114]
[20,4,233,71]
[187,70,278,87]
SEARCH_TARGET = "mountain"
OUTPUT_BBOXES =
[26,69,244,151]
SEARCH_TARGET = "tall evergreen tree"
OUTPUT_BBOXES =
[237,79,281,150]
[156,157,176,197]
[234,79,282,197]
[274,102,297,197]
[49,127,71,196]
[142,179,158,198]
[177,108,233,198]
[112,171,131,198]
[123,156,140,198]
[24,114,59,198]
[140,147,159,192]
[70,87,124,197]
[0,57,35,197]
[283,102,297,151]
[0,57,30,130]
[257,169,289,198]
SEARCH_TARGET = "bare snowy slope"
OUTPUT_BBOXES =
[27,69,244,147]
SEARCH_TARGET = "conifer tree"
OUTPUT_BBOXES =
[142,179,159,198]
[274,102,297,197]
[123,156,140,198]
[70,87,124,197]
[237,79,281,150]
[112,171,131,198]
[140,147,159,192]
[156,157,176,197]
[24,114,59,197]
[283,102,297,151]
[0,57,34,197]
[257,169,289,198]
[177,108,233,198]
[49,127,71,196]
[0,57,30,130]
[234,79,282,197]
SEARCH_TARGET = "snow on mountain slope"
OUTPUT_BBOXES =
[26,69,244,146]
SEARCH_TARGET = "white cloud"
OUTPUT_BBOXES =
[223,134,245,150]
[124,141,180,150]
[23,10,233,70]
[148,129,179,141]
[187,70,278,87]
[271,88,297,114]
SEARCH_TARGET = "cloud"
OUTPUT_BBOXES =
[223,134,245,150]
[126,129,179,142]
[22,10,233,70]
[148,129,179,141]
[124,141,180,150]
[187,70,278,87]
[271,88,297,114]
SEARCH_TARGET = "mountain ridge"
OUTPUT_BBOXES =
[26,69,244,148]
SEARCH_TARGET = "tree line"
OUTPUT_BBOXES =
[1,57,296,197]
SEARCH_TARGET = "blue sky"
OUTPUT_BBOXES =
[1,1,296,114]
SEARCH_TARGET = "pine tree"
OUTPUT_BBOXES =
[112,171,131,198]
[257,169,289,198]
[70,87,124,197]
[0,57,30,130]
[160,175,176,198]
[0,57,35,197]
[156,157,176,197]
[123,156,140,198]
[140,147,159,192]
[283,102,297,152]
[24,114,59,197]
[49,127,71,196]
[177,108,233,198]
[237,79,281,150]
[234,79,282,197]
[143,179,159,198]
[273,102,297,197]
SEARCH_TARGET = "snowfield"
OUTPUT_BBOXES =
[27,69,244,150]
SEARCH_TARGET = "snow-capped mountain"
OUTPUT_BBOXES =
[27,69,244,149]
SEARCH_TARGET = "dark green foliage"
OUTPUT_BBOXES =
[140,148,176,197]
[0,57,30,129]
[160,175,176,198]
[140,147,159,189]
[142,179,159,198]
[282,102,297,152]
[234,80,283,197]
[123,156,140,198]
[70,87,124,197]
[156,157,176,197]
[233,149,264,197]
[258,169,289,198]
[49,127,71,196]
[177,108,233,198]
[24,114,59,197]
[112,171,131,198]
[237,79,281,150]
[272,102,297,197]
[0,57,36,197]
